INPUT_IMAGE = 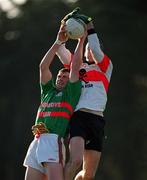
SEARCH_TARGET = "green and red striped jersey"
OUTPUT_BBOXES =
[35,79,81,137]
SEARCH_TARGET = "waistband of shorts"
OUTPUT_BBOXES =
[35,133,60,139]
[79,108,104,117]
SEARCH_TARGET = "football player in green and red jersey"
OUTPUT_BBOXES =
[23,24,85,180]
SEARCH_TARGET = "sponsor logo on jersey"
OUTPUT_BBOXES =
[82,83,93,88]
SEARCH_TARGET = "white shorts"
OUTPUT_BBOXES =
[23,133,65,174]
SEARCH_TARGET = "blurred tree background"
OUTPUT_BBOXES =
[0,0,147,179]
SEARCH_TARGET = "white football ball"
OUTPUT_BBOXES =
[65,18,86,39]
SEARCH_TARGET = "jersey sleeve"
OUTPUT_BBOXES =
[88,33,113,81]
[40,80,54,99]
[88,33,104,62]
[97,55,113,82]
[66,80,81,109]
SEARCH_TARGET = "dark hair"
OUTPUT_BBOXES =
[58,68,70,73]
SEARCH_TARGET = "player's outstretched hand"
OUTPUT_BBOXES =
[55,23,68,44]
[78,30,87,43]
[61,7,80,23]
[75,14,92,24]
[62,7,92,25]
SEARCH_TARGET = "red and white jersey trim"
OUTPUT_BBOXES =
[75,55,113,112]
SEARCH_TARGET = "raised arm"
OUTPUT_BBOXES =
[87,21,113,81]
[56,24,72,66]
[39,25,68,84]
[56,7,92,67]
[56,43,72,66]
[87,21,104,62]
[69,33,86,82]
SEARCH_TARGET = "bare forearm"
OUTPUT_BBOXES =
[39,42,61,84]
[69,39,84,82]
[71,40,83,71]
[56,44,71,65]
[40,42,60,70]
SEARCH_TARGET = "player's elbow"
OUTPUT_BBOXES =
[39,61,46,72]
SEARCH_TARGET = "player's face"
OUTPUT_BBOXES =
[84,44,95,63]
[56,71,69,90]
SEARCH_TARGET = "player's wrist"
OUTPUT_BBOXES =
[87,28,96,35]
[87,21,94,29]
[55,39,65,45]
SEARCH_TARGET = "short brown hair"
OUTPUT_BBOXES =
[58,68,70,73]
